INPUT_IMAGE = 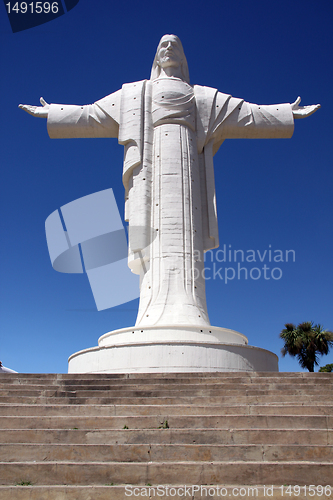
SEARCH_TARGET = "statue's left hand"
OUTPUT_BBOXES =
[291,96,321,119]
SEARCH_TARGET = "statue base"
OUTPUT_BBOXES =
[68,325,278,373]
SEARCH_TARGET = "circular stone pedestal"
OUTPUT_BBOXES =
[68,325,278,373]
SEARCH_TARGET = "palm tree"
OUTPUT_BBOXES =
[280,322,333,372]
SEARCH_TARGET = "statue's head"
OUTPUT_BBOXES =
[150,34,190,84]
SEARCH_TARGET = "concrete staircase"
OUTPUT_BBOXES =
[0,372,332,499]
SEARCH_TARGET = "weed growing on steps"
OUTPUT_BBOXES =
[158,420,169,429]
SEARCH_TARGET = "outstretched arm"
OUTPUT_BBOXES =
[210,92,321,150]
[19,90,121,139]
[291,96,321,119]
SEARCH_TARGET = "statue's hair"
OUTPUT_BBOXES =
[150,34,190,84]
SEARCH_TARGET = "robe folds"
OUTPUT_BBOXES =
[47,79,294,275]
[47,80,293,325]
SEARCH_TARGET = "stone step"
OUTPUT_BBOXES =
[1,428,331,445]
[2,386,331,399]
[0,384,333,397]
[1,403,332,416]
[0,373,304,378]
[0,485,332,500]
[0,394,329,405]
[1,387,332,401]
[2,371,331,380]
[3,380,327,392]
[1,375,332,390]
[0,461,332,486]
[1,443,332,463]
[0,414,330,430]
[0,376,249,384]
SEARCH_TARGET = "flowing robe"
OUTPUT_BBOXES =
[47,79,294,326]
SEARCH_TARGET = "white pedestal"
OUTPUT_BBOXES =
[68,325,278,373]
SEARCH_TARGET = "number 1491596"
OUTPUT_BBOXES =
[6,2,59,13]
[280,485,331,496]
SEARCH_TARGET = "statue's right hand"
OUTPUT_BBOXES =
[19,97,50,118]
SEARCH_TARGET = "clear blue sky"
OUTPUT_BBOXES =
[0,0,332,373]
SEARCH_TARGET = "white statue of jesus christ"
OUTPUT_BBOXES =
[20,35,320,329]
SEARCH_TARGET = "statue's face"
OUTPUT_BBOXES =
[157,36,183,69]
